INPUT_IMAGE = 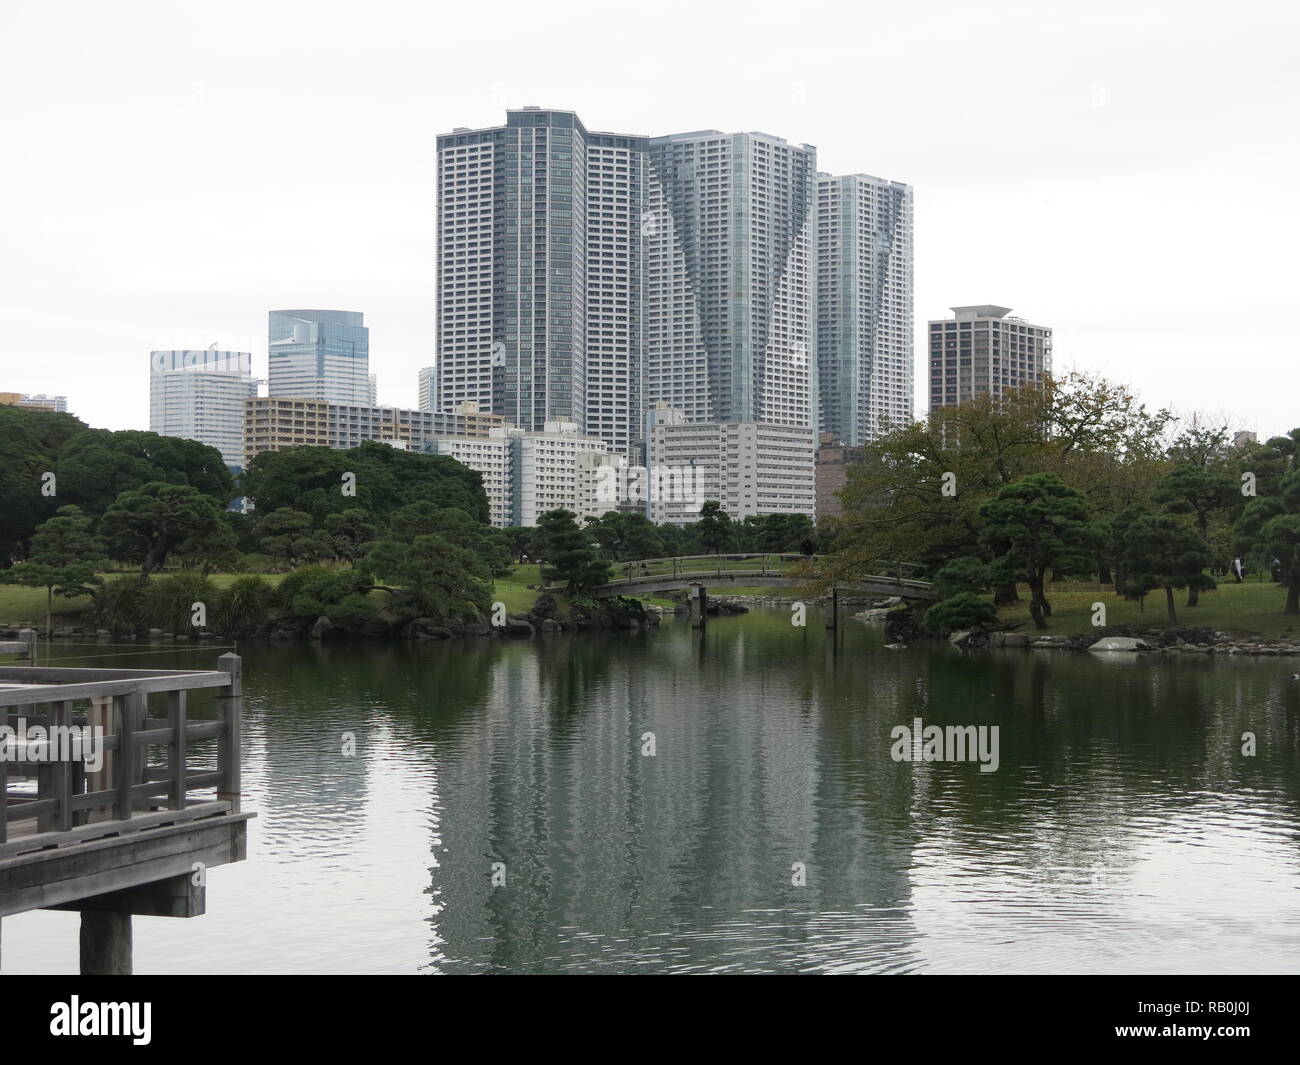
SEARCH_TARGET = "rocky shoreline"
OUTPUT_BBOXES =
[973,627,1300,657]
[849,609,1300,658]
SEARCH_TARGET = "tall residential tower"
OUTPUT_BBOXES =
[435,109,912,466]
[816,173,913,443]
[436,109,650,458]
[645,130,817,428]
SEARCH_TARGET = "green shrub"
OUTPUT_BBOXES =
[143,573,217,633]
[214,575,274,634]
[922,592,998,636]
[326,592,379,626]
[273,565,329,609]
[275,565,374,622]
[932,556,994,599]
[88,577,149,634]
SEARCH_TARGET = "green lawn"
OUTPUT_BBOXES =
[0,565,584,626]
[0,584,93,626]
[0,571,288,627]
[208,572,287,589]
[493,565,543,614]
[998,579,1298,638]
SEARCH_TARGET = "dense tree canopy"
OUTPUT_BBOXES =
[241,442,488,526]
[56,429,235,513]
[0,405,88,561]
[0,505,105,634]
[832,372,1174,580]
[99,482,228,581]
[1118,510,1215,624]
[585,511,666,562]
[361,534,492,621]
[978,473,1095,629]
[1237,466,1300,615]
[536,509,609,592]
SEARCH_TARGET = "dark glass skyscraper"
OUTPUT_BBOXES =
[436,108,650,457]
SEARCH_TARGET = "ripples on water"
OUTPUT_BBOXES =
[4,614,1300,974]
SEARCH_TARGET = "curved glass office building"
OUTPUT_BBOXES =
[268,309,370,404]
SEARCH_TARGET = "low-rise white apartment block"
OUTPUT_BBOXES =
[648,419,816,525]
[576,452,644,523]
[515,421,609,528]
[426,419,608,528]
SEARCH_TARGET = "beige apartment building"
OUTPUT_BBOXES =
[243,397,330,466]
[928,305,1051,410]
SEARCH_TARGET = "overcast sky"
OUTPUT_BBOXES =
[1,0,1295,438]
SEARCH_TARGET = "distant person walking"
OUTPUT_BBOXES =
[1232,557,1244,583]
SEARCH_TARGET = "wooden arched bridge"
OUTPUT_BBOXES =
[545,554,936,601]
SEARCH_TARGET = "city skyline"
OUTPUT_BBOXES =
[2,1,1295,441]
[435,108,907,456]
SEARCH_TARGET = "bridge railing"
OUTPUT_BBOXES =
[559,555,929,591]
[0,654,242,858]
[604,553,814,584]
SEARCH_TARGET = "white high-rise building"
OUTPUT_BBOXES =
[582,134,648,459]
[150,349,258,469]
[418,366,437,412]
[816,173,913,443]
[645,131,817,429]
[648,420,816,524]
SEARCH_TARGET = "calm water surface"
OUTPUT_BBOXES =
[5,610,1300,974]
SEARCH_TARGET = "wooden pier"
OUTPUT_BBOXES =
[0,652,252,973]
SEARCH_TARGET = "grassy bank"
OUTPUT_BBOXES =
[0,571,288,627]
[493,565,544,614]
[998,579,1298,638]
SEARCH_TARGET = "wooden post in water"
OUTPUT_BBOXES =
[216,653,242,812]
[80,909,132,975]
[828,585,839,630]
[689,583,708,629]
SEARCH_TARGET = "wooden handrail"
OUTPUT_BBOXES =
[1,655,243,848]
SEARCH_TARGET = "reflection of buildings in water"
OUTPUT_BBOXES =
[427,623,925,973]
